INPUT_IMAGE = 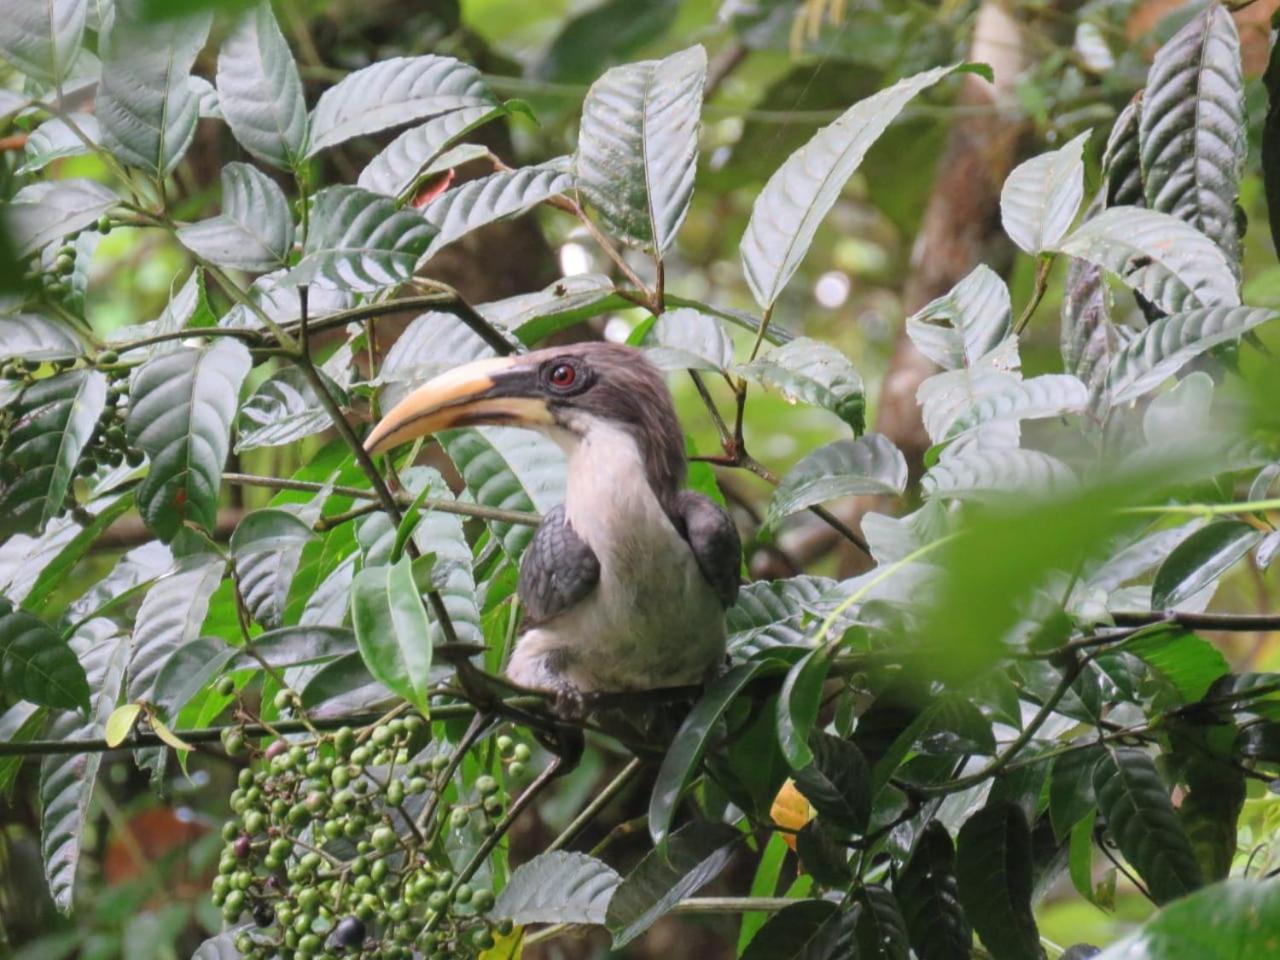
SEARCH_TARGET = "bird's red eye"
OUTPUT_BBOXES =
[549,363,576,388]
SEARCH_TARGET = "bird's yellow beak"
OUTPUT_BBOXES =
[364,355,554,455]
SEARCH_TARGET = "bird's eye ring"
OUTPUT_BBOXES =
[549,363,576,389]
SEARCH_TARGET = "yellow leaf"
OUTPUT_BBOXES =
[150,714,195,752]
[479,927,524,960]
[105,703,143,747]
[770,778,814,851]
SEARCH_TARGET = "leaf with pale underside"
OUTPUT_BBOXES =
[307,55,495,157]
[906,264,1012,371]
[177,163,295,272]
[738,337,865,433]
[236,366,341,452]
[0,314,82,363]
[215,1,307,170]
[942,374,1089,441]
[6,179,117,257]
[1104,94,1143,207]
[127,553,224,707]
[740,63,982,309]
[923,448,1076,502]
[0,0,85,86]
[575,45,706,254]
[644,307,733,372]
[17,113,99,175]
[766,435,907,530]
[494,852,620,925]
[1001,131,1089,255]
[1054,207,1239,315]
[359,105,508,199]
[420,163,572,260]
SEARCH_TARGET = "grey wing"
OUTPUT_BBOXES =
[517,504,601,626]
[674,490,741,608]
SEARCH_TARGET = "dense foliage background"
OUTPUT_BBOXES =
[2,0,1280,958]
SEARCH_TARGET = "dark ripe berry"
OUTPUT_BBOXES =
[217,676,236,697]
[234,835,252,859]
[125,448,145,467]
[253,904,275,927]
[76,457,97,477]
[334,916,366,948]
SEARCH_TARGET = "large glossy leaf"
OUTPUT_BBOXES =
[220,268,354,331]
[942,374,1089,441]
[0,314,82,363]
[236,366,341,451]
[421,163,572,259]
[176,163,295,272]
[1125,628,1228,703]
[215,1,307,170]
[737,337,865,432]
[792,732,870,833]
[126,340,251,541]
[0,369,107,537]
[905,264,1012,370]
[439,426,563,560]
[741,900,855,960]
[127,553,223,704]
[350,555,432,715]
[575,45,706,254]
[1094,879,1279,960]
[39,621,128,912]
[765,435,907,530]
[1054,207,1239,315]
[1104,95,1143,207]
[287,186,436,292]
[1106,306,1277,405]
[725,575,833,660]
[1092,747,1202,904]
[856,885,911,960]
[232,507,316,629]
[923,447,1074,502]
[741,63,976,309]
[1060,258,1117,415]
[776,647,830,768]
[307,55,495,156]
[359,105,507,198]
[1000,131,1089,254]
[1049,744,1103,840]
[0,599,90,712]
[493,851,620,925]
[644,307,734,372]
[1151,521,1259,611]
[0,0,84,85]
[18,113,100,175]
[6,179,117,257]
[955,801,1040,960]
[98,10,211,176]
[1177,747,1245,884]
[898,822,971,960]
[649,661,771,845]
[229,625,354,671]
[605,821,740,948]
[1139,6,1245,264]
[150,635,235,722]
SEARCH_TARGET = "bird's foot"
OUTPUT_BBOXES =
[549,682,588,721]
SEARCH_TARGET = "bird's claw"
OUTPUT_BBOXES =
[550,684,587,721]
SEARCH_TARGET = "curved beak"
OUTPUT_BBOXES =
[364,355,553,455]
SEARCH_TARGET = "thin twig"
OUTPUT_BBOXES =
[547,758,644,853]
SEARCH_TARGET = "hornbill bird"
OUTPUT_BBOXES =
[365,342,742,714]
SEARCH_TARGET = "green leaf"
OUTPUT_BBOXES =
[1054,207,1240,315]
[1176,746,1245,883]
[955,801,1040,960]
[737,337,865,432]
[307,55,495,157]
[1151,521,1260,610]
[126,339,252,541]
[776,647,831,769]
[0,314,82,363]
[648,660,771,845]
[766,435,906,530]
[1049,744,1103,840]
[98,10,211,176]
[108,268,215,357]
[726,576,834,660]
[1106,306,1278,405]
[176,163,295,272]
[1092,747,1202,904]
[605,821,740,948]
[229,624,354,670]
[575,44,706,254]
[1093,878,1280,960]
[229,508,317,558]
[741,900,855,960]
[39,621,129,912]
[1139,6,1245,265]
[1000,131,1090,254]
[215,1,307,170]
[741,63,977,309]
[439,426,562,560]
[190,927,251,960]
[905,264,1011,370]
[738,832,789,953]
[287,186,436,292]
[795,819,853,886]
[941,374,1089,442]
[0,369,107,537]
[421,162,572,259]
[855,885,911,960]
[898,821,972,960]
[6,179,118,257]
[351,555,433,715]
[493,851,620,925]
[127,553,223,707]
[236,366,341,451]
[535,0,678,84]
[0,702,45,797]
[105,703,142,747]
[0,601,90,712]
[151,635,235,722]
[358,105,506,199]
[1104,94,1144,207]
[922,448,1075,502]
[0,0,85,85]
[792,732,871,833]
[643,307,734,372]
[1125,628,1228,703]
[17,113,100,175]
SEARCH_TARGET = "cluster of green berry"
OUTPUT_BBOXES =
[19,215,111,302]
[83,363,144,474]
[213,711,520,960]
